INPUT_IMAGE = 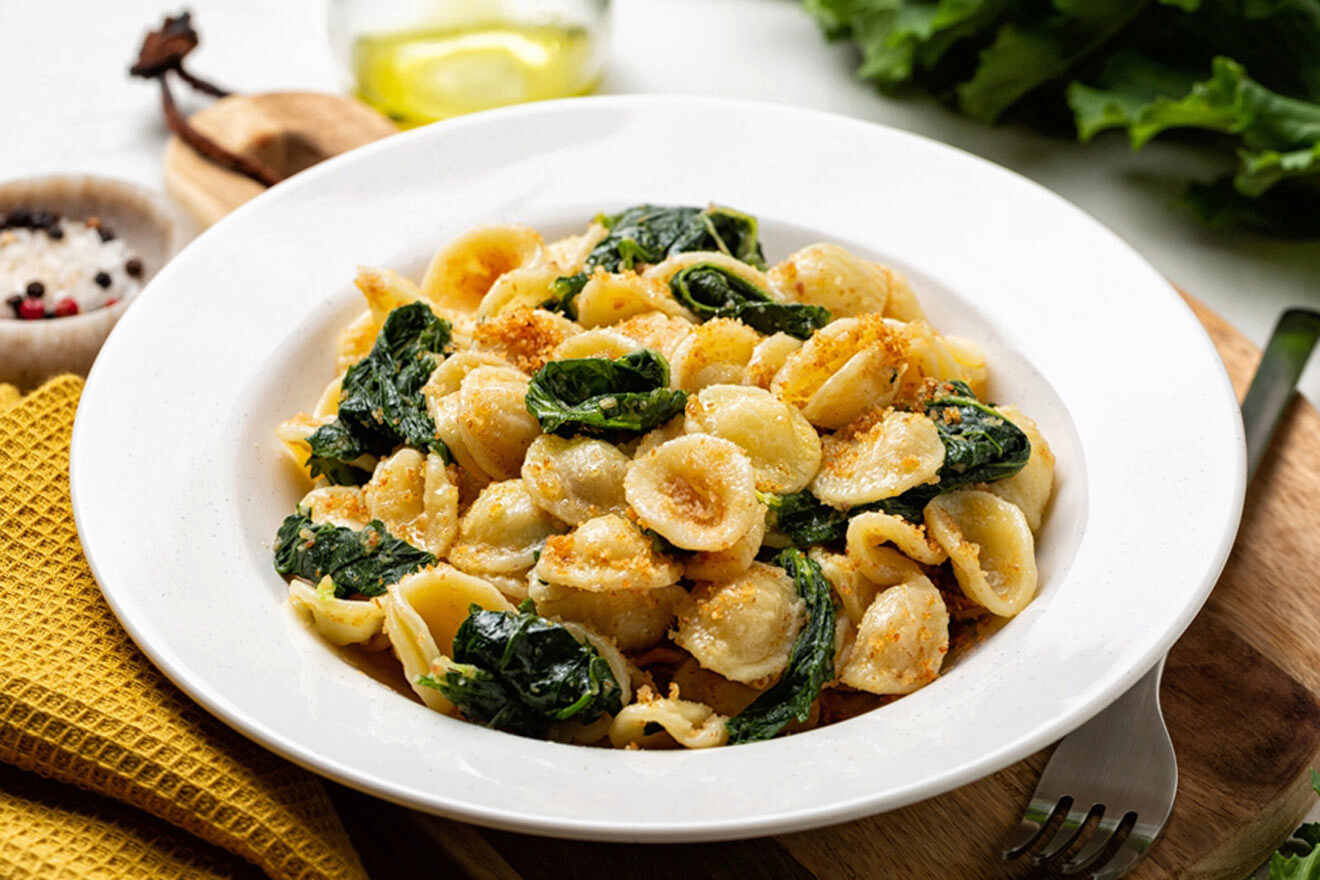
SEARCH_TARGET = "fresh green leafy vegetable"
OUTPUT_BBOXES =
[726,549,838,744]
[800,0,1320,236]
[760,489,851,547]
[669,264,831,339]
[272,511,434,598]
[544,204,769,315]
[419,602,624,736]
[524,348,688,438]
[1266,770,1320,879]
[306,303,451,482]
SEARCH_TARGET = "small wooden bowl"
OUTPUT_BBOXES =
[0,175,184,390]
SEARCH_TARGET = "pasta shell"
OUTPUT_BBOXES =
[574,271,694,328]
[766,243,892,317]
[846,510,947,567]
[893,320,989,402]
[644,251,780,300]
[925,490,1038,617]
[882,273,926,322]
[983,405,1055,532]
[275,413,335,482]
[633,415,686,459]
[520,435,631,525]
[529,576,686,651]
[743,332,801,389]
[428,392,492,496]
[448,480,562,575]
[550,328,641,361]
[289,578,385,647]
[624,433,760,551]
[684,508,765,582]
[534,514,682,591]
[684,384,822,494]
[336,310,377,371]
[811,410,945,508]
[612,311,695,361]
[609,688,729,749]
[809,547,882,628]
[771,314,908,413]
[673,562,805,685]
[423,351,515,400]
[313,372,345,419]
[299,485,370,530]
[477,264,560,317]
[840,576,949,695]
[800,347,903,430]
[420,224,544,312]
[545,222,607,273]
[669,658,760,716]
[457,366,541,481]
[355,265,426,324]
[383,565,514,712]
[668,318,761,392]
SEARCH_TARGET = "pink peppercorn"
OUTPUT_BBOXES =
[18,299,46,320]
[52,298,79,318]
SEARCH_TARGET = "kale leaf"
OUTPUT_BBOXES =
[419,603,624,736]
[306,302,452,482]
[726,549,838,744]
[418,662,549,738]
[273,511,434,598]
[669,264,831,340]
[587,204,768,273]
[524,348,688,438]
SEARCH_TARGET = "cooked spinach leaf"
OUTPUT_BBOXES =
[420,603,623,736]
[669,264,831,339]
[586,204,768,273]
[726,549,838,744]
[306,302,452,482]
[524,348,688,438]
[542,272,590,315]
[273,511,433,598]
[761,490,850,547]
[418,662,549,737]
[877,380,1032,522]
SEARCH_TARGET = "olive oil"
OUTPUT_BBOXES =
[352,23,601,126]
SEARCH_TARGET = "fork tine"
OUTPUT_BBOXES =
[1032,802,1102,866]
[1089,812,1161,880]
[1002,795,1070,859]
[1058,811,1136,875]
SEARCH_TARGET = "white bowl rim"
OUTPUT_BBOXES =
[70,94,1246,841]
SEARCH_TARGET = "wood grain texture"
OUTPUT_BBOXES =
[330,294,1320,879]
[162,92,396,228]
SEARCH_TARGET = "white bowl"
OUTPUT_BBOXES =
[0,175,183,389]
[70,96,1245,841]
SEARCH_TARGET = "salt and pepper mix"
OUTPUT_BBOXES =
[0,210,144,320]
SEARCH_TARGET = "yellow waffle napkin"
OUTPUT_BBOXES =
[0,376,368,880]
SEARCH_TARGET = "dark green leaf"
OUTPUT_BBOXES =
[669,264,831,340]
[305,420,373,485]
[583,204,768,273]
[273,511,433,598]
[453,604,624,722]
[726,549,838,744]
[761,490,851,547]
[524,348,688,438]
[307,303,452,477]
[542,272,589,315]
[418,664,549,737]
[926,380,1032,484]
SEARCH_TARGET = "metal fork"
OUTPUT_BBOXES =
[1003,308,1320,878]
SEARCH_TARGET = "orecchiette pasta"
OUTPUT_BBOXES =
[420,224,544,312]
[983,405,1055,532]
[674,562,805,684]
[684,384,821,494]
[609,687,730,749]
[625,434,760,551]
[289,578,385,647]
[529,577,687,651]
[811,409,945,508]
[534,514,682,591]
[272,203,1057,749]
[520,435,631,525]
[448,480,562,576]
[925,490,1038,616]
[840,576,949,695]
[767,243,894,317]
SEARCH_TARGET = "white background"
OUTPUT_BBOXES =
[2,0,1318,401]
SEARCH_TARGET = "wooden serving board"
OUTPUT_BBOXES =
[320,294,1320,880]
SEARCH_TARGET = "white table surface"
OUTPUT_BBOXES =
[2,0,1315,862]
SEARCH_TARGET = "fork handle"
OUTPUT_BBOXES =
[1241,308,1320,481]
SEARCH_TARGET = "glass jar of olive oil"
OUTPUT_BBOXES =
[329,0,609,126]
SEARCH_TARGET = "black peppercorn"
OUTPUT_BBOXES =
[94,272,112,289]
[25,281,45,299]
[124,258,143,278]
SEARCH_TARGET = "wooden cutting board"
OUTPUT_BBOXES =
[320,293,1320,880]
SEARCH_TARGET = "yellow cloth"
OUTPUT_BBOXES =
[0,376,368,880]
